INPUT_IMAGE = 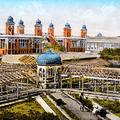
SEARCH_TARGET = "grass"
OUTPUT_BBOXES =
[0,98,45,116]
[41,95,68,120]
[93,98,120,118]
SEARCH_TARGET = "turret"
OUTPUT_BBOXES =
[34,19,42,36]
[17,19,24,34]
[81,25,87,38]
[48,22,54,36]
[5,16,15,35]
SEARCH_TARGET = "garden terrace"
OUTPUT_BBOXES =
[61,66,120,80]
[19,55,36,64]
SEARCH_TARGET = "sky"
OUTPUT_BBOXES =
[0,0,120,36]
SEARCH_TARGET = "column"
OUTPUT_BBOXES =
[16,83,19,98]
[54,67,56,89]
[70,76,72,89]
[79,77,81,89]
[61,75,62,89]
[94,79,96,94]
[82,77,84,92]
[102,80,104,92]
[106,80,109,98]
[6,85,8,99]
[114,81,116,92]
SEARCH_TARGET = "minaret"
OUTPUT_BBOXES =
[63,22,71,52]
[48,22,54,36]
[81,25,87,38]
[5,16,15,35]
[17,19,24,34]
[34,19,42,36]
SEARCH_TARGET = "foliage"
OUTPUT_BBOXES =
[94,99,120,114]
[72,93,93,110]
[0,110,59,120]
[44,44,65,52]
[56,99,66,106]
[82,97,93,110]
[96,108,107,117]
[0,99,44,116]
[99,48,120,61]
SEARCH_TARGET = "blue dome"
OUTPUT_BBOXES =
[18,19,24,26]
[97,33,103,37]
[65,22,71,29]
[35,19,42,27]
[6,16,15,25]
[49,22,54,28]
[82,25,87,30]
[36,49,62,66]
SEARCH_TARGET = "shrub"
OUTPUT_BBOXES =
[96,108,107,117]
[56,99,66,106]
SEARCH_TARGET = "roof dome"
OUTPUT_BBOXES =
[6,16,15,25]
[65,22,71,29]
[35,18,42,27]
[49,22,54,28]
[97,33,103,37]
[18,19,24,26]
[82,25,87,30]
[36,49,62,66]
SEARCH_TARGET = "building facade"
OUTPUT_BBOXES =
[86,33,120,52]
[0,16,120,55]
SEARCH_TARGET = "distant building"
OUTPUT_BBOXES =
[0,16,120,55]
[86,34,120,52]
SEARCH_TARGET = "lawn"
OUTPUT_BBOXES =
[93,98,120,118]
[0,98,45,116]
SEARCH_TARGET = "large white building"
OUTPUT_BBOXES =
[86,33,120,52]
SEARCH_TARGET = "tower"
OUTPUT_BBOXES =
[34,19,42,36]
[5,16,15,35]
[48,22,54,36]
[81,25,87,38]
[63,22,71,52]
[17,19,24,34]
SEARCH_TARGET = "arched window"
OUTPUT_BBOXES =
[39,68,42,77]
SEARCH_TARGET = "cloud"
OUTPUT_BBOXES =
[0,1,120,36]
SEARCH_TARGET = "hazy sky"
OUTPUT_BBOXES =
[0,0,120,36]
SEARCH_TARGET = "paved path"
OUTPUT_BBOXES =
[47,95,72,120]
[52,91,97,120]
[35,95,56,115]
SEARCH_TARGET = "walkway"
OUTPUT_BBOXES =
[47,95,72,120]
[35,95,56,115]
[52,91,97,120]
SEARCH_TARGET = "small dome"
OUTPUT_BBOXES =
[49,22,54,28]
[18,19,24,26]
[82,25,87,30]
[36,49,62,66]
[36,19,41,24]
[6,16,15,25]
[35,19,42,27]
[97,33,103,37]
[65,22,71,29]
